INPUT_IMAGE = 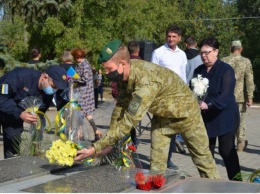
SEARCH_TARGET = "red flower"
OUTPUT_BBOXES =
[135,172,166,190]
[128,145,137,152]
[153,175,166,189]
[135,172,146,184]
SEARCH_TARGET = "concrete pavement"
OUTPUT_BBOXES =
[0,97,260,181]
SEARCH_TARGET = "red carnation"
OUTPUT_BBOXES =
[128,145,137,152]
[135,172,146,184]
[153,175,166,189]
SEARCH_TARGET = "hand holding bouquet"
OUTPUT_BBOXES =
[191,74,209,102]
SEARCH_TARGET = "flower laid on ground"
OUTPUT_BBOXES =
[135,171,166,191]
[191,74,209,101]
[45,139,78,166]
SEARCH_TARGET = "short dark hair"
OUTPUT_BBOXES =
[184,36,197,46]
[199,37,220,49]
[127,41,140,55]
[31,48,41,58]
[166,25,182,36]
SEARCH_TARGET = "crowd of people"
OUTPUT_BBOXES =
[0,24,255,182]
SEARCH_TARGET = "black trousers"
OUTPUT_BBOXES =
[209,129,242,181]
[0,111,23,158]
[94,88,99,108]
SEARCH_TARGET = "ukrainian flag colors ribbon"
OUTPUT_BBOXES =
[25,107,51,131]
[121,135,132,167]
[55,100,81,134]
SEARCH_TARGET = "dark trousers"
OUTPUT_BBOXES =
[98,86,103,100]
[0,112,23,158]
[94,88,99,108]
[167,134,176,162]
[209,129,242,181]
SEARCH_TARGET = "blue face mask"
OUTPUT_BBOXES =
[42,86,57,95]
[42,81,57,95]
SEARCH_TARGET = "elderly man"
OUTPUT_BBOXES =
[222,40,254,151]
[74,40,220,179]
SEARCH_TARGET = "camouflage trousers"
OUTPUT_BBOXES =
[237,103,247,143]
[150,110,220,179]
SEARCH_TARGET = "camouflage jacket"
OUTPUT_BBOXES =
[222,53,254,102]
[93,59,199,154]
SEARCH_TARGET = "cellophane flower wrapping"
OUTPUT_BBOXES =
[191,74,209,101]
[46,87,92,166]
[96,135,137,170]
[18,96,46,156]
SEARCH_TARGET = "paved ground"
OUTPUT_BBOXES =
[0,95,260,182]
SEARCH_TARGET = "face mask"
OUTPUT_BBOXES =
[42,82,57,95]
[106,65,124,82]
[43,86,56,95]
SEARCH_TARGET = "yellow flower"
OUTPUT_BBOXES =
[45,139,77,167]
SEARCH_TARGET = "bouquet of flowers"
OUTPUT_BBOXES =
[135,171,166,190]
[45,136,78,166]
[46,83,92,166]
[17,96,51,156]
[191,74,209,101]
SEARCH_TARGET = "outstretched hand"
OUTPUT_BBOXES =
[74,146,96,161]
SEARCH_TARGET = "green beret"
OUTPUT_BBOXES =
[98,40,122,64]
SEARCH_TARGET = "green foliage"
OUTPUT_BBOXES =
[1,0,260,101]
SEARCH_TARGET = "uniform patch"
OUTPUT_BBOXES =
[128,94,142,115]
[1,84,8,94]
[23,87,29,92]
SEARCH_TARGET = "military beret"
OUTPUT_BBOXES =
[45,65,67,90]
[98,40,122,64]
[231,40,242,48]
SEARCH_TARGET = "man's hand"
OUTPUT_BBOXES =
[20,111,38,124]
[247,99,253,107]
[74,146,96,161]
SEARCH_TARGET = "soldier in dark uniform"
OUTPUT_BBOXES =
[74,40,220,178]
[0,65,67,158]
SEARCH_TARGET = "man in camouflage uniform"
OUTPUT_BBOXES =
[222,40,254,151]
[74,40,220,178]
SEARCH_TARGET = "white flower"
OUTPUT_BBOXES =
[191,75,209,99]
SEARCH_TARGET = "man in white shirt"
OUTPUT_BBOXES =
[151,26,187,84]
[151,25,187,170]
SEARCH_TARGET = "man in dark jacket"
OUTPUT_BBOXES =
[184,36,203,84]
[0,65,67,158]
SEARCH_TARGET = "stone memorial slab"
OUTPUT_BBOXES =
[0,156,71,186]
[160,178,260,193]
[21,165,180,193]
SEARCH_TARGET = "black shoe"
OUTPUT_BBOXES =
[175,140,186,154]
[244,140,248,149]
[167,161,179,170]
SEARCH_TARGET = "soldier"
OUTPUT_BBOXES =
[0,65,67,158]
[74,40,220,179]
[222,40,254,151]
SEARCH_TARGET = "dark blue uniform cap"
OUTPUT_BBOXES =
[45,65,67,90]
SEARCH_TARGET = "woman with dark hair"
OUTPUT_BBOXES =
[71,48,102,141]
[193,37,241,181]
[28,48,41,64]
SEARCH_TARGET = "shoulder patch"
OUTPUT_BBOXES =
[1,84,9,94]
[128,94,142,115]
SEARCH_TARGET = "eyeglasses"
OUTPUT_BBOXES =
[200,50,215,56]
